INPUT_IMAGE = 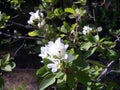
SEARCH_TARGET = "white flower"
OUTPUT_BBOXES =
[37,19,45,28]
[39,38,69,62]
[82,25,92,35]
[39,38,75,73]
[27,10,44,25]
[47,60,60,73]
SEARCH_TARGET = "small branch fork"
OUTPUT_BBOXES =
[115,34,120,42]
[93,60,115,82]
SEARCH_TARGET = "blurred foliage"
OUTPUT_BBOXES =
[0,0,120,90]
[0,53,15,72]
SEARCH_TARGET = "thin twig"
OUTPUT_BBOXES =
[0,32,42,40]
[73,16,80,43]
[94,60,115,82]
[115,34,120,42]
[99,0,106,6]
[13,40,25,57]
[8,20,34,29]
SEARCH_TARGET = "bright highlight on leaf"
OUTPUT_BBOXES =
[65,8,75,14]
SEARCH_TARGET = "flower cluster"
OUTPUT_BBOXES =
[82,25,93,35]
[27,10,45,28]
[39,38,75,73]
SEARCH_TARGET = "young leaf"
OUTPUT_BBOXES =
[107,49,117,60]
[54,8,63,16]
[60,25,67,33]
[65,8,75,14]
[36,66,48,77]
[4,53,10,62]
[80,42,92,51]
[86,35,99,42]
[39,74,56,90]
[56,72,66,85]
[1,65,12,71]
[28,30,39,37]
[84,47,97,59]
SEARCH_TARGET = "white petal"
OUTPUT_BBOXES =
[29,12,34,15]
[68,53,75,61]
[47,63,56,68]
[51,68,57,73]
[64,54,68,60]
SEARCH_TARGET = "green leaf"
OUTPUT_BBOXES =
[70,23,77,33]
[28,30,39,37]
[60,21,71,33]
[36,66,49,77]
[57,73,66,86]
[86,35,99,42]
[48,12,55,19]
[60,34,66,38]
[60,25,67,33]
[76,71,90,85]
[0,78,4,90]
[39,74,56,90]
[94,35,99,42]
[63,22,70,31]
[65,8,75,14]
[75,8,86,16]
[86,60,105,67]
[1,65,12,71]
[81,42,92,51]
[4,53,10,62]
[84,47,97,59]
[10,62,16,69]
[68,15,75,19]
[54,8,63,16]
[66,74,76,88]
[55,71,64,78]
[102,41,115,48]
[107,49,117,60]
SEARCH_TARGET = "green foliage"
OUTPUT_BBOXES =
[1,0,120,89]
[65,8,75,14]
[39,74,56,90]
[0,12,10,28]
[8,0,25,9]
[0,54,15,72]
[28,30,40,37]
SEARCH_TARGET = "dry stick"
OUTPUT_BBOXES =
[99,0,106,6]
[73,16,80,44]
[0,32,42,40]
[95,60,115,82]
[8,20,34,29]
[13,40,25,57]
[115,34,120,42]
